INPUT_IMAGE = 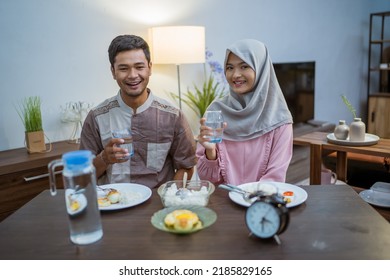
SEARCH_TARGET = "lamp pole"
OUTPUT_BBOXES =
[177,64,182,109]
[149,26,205,111]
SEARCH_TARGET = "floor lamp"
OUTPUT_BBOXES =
[149,26,205,109]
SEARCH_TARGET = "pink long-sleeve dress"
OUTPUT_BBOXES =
[196,124,293,186]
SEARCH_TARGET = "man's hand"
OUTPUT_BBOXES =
[94,138,130,178]
[101,138,131,164]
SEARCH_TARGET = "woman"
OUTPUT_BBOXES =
[196,39,293,186]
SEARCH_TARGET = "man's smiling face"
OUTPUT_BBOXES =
[111,49,152,100]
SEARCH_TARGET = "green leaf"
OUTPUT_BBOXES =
[170,73,227,117]
[340,94,356,118]
[16,96,43,132]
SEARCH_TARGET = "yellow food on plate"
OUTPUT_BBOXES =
[69,199,80,212]
[97,187,122,207]
[107,189,121,204]
[164,209,202,231]
[98,197,111,207]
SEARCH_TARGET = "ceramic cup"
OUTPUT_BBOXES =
[321,168,337,184]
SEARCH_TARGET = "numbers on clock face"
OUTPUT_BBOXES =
[246,201,281,238]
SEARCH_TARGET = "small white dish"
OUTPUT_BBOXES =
[97,183,152,211]
[359,182,390,208]
[371,182,390,193]
[228,182,308,208]
[65,189,87,216]
[359,190,390,208]
[151,206,217,234]
[326,133,379,146]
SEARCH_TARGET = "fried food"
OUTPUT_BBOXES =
[69,199,80,212]
[107,189,121,204]
[98,197,111,207]
[164,209,202,231]
[97,187,122,207]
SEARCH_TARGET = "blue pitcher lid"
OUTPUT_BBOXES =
[62,150,92,166]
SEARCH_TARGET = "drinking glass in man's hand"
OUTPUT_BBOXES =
[111,128,134,159]
[204,111,224,143]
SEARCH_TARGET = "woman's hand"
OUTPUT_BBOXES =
[197,118,227,160]
[198,117,215,149]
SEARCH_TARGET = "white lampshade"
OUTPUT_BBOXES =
[149,26,205,65]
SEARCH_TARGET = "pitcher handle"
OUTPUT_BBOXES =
[48,159,63,196]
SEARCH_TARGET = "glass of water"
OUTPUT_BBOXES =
[204,111,224,143]
[111,128,134,159]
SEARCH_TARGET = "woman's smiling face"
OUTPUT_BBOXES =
[225,52,256,95]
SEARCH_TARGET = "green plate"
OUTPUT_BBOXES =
[151,206,217,234]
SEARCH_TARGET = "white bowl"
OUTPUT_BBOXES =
[157,180,215,207]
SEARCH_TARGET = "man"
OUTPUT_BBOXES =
[80,35,196,188]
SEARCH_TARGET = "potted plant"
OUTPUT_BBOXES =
[171,49,227,118]
[16,96,47,153]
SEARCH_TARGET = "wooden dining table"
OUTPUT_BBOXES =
[0,183,389,260]
[293,132,390,185]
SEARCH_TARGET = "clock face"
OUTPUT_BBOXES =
[245,201,281,239]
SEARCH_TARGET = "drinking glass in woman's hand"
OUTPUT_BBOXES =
[204,111,224,143]
[111,128,134,160]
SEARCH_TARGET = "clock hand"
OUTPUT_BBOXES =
[263,217,272,223]
[259,215,272,232]
[264,207,272,217]
[261,210,272,223]
[259,216,265,224]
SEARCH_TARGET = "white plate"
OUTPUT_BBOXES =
[359,189,390,208]
[326,133,379,146]
[65,189,87,215]
[228,182,308,208]
[97,183,152,211]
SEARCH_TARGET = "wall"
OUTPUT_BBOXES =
[0,0,389,151]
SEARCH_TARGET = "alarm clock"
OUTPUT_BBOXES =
[245,192,289,244]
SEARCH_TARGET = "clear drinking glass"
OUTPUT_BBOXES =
[112,128,134,159]
[204,111,224,143]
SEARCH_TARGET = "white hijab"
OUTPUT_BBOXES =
[207,39,293,141]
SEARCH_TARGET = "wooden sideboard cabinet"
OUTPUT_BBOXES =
[0,141,79,221]
[368,94,390,138]
[367,12,390,139]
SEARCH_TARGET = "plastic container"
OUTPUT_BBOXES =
[48,150,103,245]
[158,180,215,207]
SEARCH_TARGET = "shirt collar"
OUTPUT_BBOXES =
[117,89,154,114]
